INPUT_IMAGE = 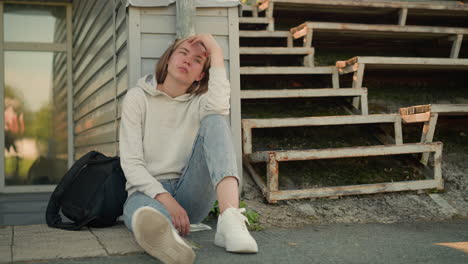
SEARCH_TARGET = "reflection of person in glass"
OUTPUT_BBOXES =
[4,96,25,178]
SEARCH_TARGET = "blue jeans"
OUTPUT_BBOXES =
[123,115,239,232]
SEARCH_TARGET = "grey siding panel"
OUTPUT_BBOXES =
[73,0,108,66]
[116,1,126,28]
[194,16,229,35]
[116,119,121,141]
[75,142,117,159]
[75,101,116,135]
[3,213,46,226]
[75,121,116,147]
[141,15,175,34]
[116,28,127,55]
[74,81,115,121]
[140,14,229,35]
[0,193,52,225]
[74,25,113,93]
[115,0,128,96]
[140,34,175,58]
[72,0,128,160]
[73,0,96,47]
[74,62,114,108]
[141,58,159,76]
[117,70,129,96]
[141,5,228,16]
[117,96,125,119]
[117,48,128,76]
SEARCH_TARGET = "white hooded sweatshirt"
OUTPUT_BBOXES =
[119,67,231,199]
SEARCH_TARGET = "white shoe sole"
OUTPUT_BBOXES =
[132,207,195,264]
[214,232,258,253]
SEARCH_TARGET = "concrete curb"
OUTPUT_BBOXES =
[1,224,143,263]
[429,194,460,216]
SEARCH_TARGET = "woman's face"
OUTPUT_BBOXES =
[166,40,208,87]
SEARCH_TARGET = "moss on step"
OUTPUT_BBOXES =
[241,97,353,119]
[252,154,426,190]
[251,124,391,152]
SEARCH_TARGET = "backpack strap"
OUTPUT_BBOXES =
[45,151,101,230]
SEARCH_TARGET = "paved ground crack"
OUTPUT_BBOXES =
[89,228,110,256]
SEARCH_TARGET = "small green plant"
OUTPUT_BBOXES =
[209,200,264,231]
[240,201,264,231]
[426,188,446,194]
[210,200,220,216]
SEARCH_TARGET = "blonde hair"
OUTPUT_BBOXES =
[155,37,211,95]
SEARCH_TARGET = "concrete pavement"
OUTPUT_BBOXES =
[1,219,467,263]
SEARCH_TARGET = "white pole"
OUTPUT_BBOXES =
[176,0,196,39]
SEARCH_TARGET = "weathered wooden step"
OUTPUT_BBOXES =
[240,47,313,55]
[339,56,468,73]
[246,142,439,163]
[242,114,401,129]
[241,114,402,154]
[244,142,443,202]
[239,17,272,24]
[336,56,468,88]
[291,22,468,59]
[240,66,335,75]
[399,103,468,164]
[240,88,366,99]
[400,104,468,118]
[239,30,290,38]
[291,22,468,38]
[241,4,254,11]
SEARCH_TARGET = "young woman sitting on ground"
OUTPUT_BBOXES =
[119,33,258,264]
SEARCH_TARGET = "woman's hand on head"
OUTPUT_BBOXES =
[155,192,190,236]
[187,33,221,56]
[187,33,224,67]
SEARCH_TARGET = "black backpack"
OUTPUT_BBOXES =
[46,151,128,230]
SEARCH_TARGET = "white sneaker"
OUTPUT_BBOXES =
[214,207,258,253]
[132,206,195,264]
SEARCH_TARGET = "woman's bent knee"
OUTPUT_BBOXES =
[123,192,171,232]
[201,114,228,128]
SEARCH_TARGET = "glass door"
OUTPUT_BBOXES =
[1,2,72,192]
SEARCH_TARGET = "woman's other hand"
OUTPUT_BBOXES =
[155,193,190,236]
[187,33,224,68]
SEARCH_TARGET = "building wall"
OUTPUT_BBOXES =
[72,0,128,159]
[73,2,241,176]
